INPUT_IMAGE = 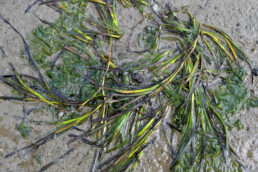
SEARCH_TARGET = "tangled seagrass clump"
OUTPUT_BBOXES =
[0,0,257,171]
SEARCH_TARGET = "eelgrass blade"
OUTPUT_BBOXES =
[24,0,41,13]
[39,147,75,172]
[0,13,64,108]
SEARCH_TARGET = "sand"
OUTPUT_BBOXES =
[0,0,257,171]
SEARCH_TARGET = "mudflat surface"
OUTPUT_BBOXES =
[0,0,257,171]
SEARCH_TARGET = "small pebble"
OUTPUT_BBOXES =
[58,111,64,118]
[153,4,160,12]
[131,73,144,83]
[252,68,258,76]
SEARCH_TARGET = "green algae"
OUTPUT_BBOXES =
[16,120,32,139]
[138,26,157,49]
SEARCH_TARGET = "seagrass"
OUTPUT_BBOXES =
[0,0,257,171]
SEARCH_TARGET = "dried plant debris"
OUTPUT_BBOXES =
[0,0,257,171]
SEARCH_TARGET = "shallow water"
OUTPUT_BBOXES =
[0,0,257,171]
